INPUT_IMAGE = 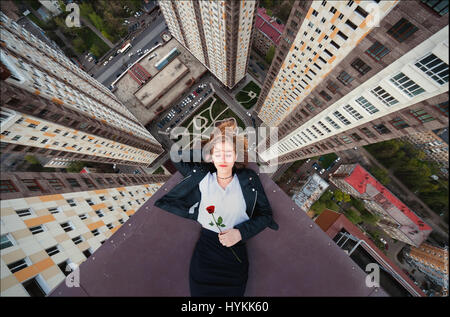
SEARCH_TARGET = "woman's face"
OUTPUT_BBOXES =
[212,140,236,173]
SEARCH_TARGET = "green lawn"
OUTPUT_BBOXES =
[235,81,261,110]
[180,94,246,147]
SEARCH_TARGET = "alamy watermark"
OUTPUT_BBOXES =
[65,3,81,28]
[168,121,279,173]
[65,263,80,288]
[365,263,380,288]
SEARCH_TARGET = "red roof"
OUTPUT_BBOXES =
[344,164,432,232]
[255,7,285,45]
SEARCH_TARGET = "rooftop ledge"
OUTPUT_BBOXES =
[50,163,389,297]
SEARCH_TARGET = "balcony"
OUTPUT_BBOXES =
[50,163,387,296]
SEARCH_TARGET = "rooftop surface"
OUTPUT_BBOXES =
[292,173,329,212]
[255,7,285,45]
[50,163,388,296]
[343,164,432,246]
[114,38,207,126]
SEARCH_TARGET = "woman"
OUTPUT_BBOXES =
[154,119,279,296]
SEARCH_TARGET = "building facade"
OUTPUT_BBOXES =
[402,128,449,172]
[158,0,257,89]
[329,163,432,247]
[253,7,285,56]
[0,172,170,296]
[404,243,449,296]
[252,0,448,164]
[291,172,329,212]
[0,12,164,168]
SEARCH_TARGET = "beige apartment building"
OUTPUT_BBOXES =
[0,12,164,168]
[252,1,448,165]
[158,0,257,89]
[1,172,170,296]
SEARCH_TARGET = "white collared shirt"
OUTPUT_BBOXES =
[196,172,248,233]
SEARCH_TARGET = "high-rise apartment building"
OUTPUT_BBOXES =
[0,171,170,296]
[158,0,256,89]
[404,243,448,296]
[254,1,448,164]
[0,12,164,168]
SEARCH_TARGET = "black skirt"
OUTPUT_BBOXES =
[189,227,249,297]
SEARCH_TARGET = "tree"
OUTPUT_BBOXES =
[66,161,86,173]
[369,166,391,186]
[72,37,88,54]
[334,190,344,202]
[25,155,40,165]
[265,45,275,65]
[343,193,351,203]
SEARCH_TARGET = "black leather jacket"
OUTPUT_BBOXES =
[154,149,279,241]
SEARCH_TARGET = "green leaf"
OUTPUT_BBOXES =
[217,216,223,224]
[220,224,225,227]
[209,222,214,226]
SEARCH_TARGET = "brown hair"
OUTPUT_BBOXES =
[200,118,248,169]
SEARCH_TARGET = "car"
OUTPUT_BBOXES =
[88,56,93,62]
[108,56,114,61]
[128,52,133,57]
[312,163,321,170]
[306,158,311,163]
[336,157,341,161]
[144,48,149,54]
[103,60,108,66]
[148,53,157,61]
[320,169,325,175]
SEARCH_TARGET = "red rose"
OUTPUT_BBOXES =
[206,205,215,214]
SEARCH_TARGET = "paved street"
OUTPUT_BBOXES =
[94,14,167,87]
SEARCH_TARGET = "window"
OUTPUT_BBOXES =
[67,178,81,188]
[107,223,114,229]
[360,127,376,138]
[330,6,337,14]
[421,0,449,16]
[410,109,435,123]
[355,96,379,114]
[327,81,341,94]
[66,199,77,207]
[414,53,449,85]
[325,116,341,129]
[337,71,354,86]
[330,40,340,49]
[337,30,348,40]
[341,135,353,144]
[48,207,61,214]
[16,208,33,217]
[333,111,351,125]
[28,123,37,128]
[324,49,333,57]
[95,210,104,218]
[319,90,332,101]
[294,10,302,19]
[373,124,391,135]
[46,178,65,190]
[7,258,29,273]
[371,86,399,106]
[318,121,332,133]
[92,229,100,236]
[45,246,60,256]
[86,199,94,206]
[434,101,448,117]
[390,72,425,97]
[343,104,364,120]
[21,179,42,192]
[312,9,318,17]
[347,0,354,7]
[355,5,369,18]
[366,41,390,61]
[390,117,410,129]
[351,58,372,75]
[30,225,45,235]
[72,236,83,245]
[82,178,95,188]
[1,180,18,193]
[30,136,38,141]
[119,219,125,224]
[387,18,418,42]
[1,234,14,250]
[350,133,363,141]
[79,214,87,220]
[60,222,74,232]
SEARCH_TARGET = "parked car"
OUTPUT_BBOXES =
[319,168,325,175]
[306,158,311,163]
[103,60,108,66]
[312,163,321,170]
[108,56,114,61]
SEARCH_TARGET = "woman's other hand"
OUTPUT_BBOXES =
[218,229,242,247]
